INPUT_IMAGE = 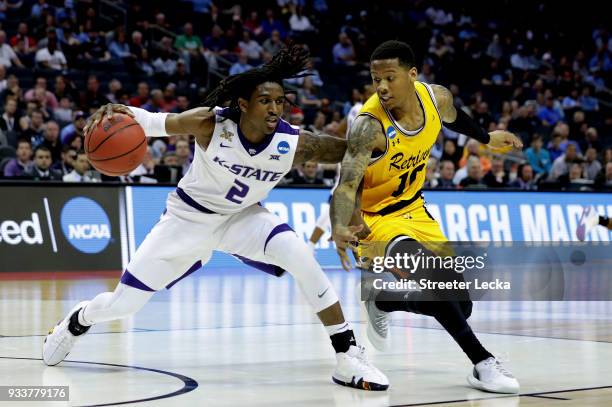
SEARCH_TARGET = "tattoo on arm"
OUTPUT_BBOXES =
[293,130,347,165]
[430,84,457,122]
[331,116,381,229]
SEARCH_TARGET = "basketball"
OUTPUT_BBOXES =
[85,114,147,176]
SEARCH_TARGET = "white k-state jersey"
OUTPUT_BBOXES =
[176,107,300,214]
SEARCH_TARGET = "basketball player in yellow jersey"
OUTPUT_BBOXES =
[331,41,522,394]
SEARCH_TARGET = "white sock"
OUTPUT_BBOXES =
[325,322,351,336]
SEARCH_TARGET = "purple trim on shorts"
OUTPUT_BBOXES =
[176,187,216,214]
[264,223,294,253]
[120,270,155,292]
[233,254,286,277]
[166,260,202,289]
[217,107,231,118]
[276,119,300,136]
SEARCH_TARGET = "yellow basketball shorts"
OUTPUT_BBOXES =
[358,204,449,262]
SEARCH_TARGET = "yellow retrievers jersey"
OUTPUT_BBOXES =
[359,81,441,213]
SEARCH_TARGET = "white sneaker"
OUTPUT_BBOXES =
[43,301,90,366]
[357,280,390,351]
[333,345,389,391]
[467,357,520,394]
[576,206,599,241]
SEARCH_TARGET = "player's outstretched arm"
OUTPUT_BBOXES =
[84,104,216,147]
[293,130,347,165]
[331,115,383,270]
[430,84,523,151]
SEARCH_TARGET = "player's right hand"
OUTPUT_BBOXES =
[332,224,363,271]
[84,103,135,138]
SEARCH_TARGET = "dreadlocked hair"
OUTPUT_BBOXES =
[203,44,310,121]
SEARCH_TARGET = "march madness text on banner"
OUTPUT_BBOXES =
[128,187,612,269]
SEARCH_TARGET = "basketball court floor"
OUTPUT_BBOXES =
[1,267,611,406]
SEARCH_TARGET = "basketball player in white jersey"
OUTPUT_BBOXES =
[307,84,374,260]
[43,46,388,391]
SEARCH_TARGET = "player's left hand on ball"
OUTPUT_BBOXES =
[332,224,363,271]
[488,130,523,151]
[84,104,135,138]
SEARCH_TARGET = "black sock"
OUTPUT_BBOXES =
[68,309,91,336]
[330,329,356,353]
[374,290,412,312]
[599,216,610,228]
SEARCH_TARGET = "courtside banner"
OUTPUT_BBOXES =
[0,186,122,271]
[128,187,612,269]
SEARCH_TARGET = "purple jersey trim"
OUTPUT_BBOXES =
[176,187,216,214]
[276,119,300,136]
[237,125,276,156]
[166,260,202,289]
[120,270,155,292]
[233,254,286,277]
[264,223,294,253]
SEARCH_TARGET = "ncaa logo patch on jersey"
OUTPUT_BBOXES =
[386,126,397,139]
[277,141,290,154]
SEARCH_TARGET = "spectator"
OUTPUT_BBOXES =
[332,32,356,66]
[142,89,166,113]
[53,97,73,125]
[229,53,253,75]
[482,157,508,188]
[60,110,86,145]
[473,102,494,130]
[261,9,286,39]
[130,31,153,75]
[3,139,33,177]
[129,82,150,107]
[0,97,19,133]
[40,120,62,162]
[9,22,36,53]
[35,32,68,71]
[537,96,563,127]
[289,160,325,185]
[509,164,537,190]
[0,65,5,92]
[436,160,456,189]
[547,132,564,162]
[459,156,485,188]
[581,127,602,152]
[595,162,612,190]
[31,0,49,20]
[584,147,602,181]
[63,150,99,182]
[174,138,192,175]
[424,157,438,187]
[53,75,78,103]
[289,5,313,33]
[262,30,282,58]
[203,25,228,55]
[83,27,111,65]
[22,110,45,147]
[25,77,58,111]
[238,30,263,62]
[105,79,123,104]
[549,143,578,181]
[579,86,599,112]
[525,134,552,176]
[52,144,76,175]
[23,145,62,180]
[0,30,23,68]
[563,162,591,190]
[83,75,110,110]
[441,139,461,166]
[109,28,133,62]
[152,37,178,78]
[458,139,491,173]
[174,22,207,75]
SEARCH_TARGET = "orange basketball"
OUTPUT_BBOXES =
[85,114,147,176]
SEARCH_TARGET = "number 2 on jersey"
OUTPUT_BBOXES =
[392,163,426,197]
[225,179,250,203]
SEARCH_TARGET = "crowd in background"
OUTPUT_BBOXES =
[0,0,610,190]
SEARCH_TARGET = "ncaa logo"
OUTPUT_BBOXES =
[60,197,111,254]
[386,126,397,139]
[277,141,290,154]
